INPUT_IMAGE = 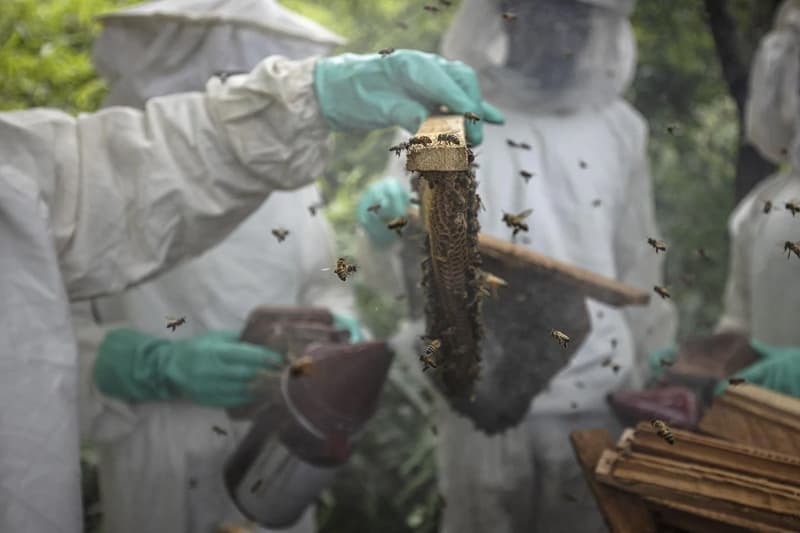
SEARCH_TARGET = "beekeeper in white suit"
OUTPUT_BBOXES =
[0,1,503,530]
[357,0,676,531]
[706,0,800,396]
[76,2,354,532]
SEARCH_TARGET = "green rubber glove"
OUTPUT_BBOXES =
[94,329,284,407]
[332,314,365,344]
[357,177,411,248]
[314,50,505,145]
[714,340,800,397]
[647,345,678,381]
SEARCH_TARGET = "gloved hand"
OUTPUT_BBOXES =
[94,329,283,407]
[647,345,678,381]
[714,340,800,397]
[314,50,505,145]
[332,313,365,343]
[357,177,411,248]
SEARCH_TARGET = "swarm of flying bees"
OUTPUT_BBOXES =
[653,285,671,299]
[166,316,186,332]
[520,170,534,182]
[271,228,289,242]
[334,257,357,282]
[502,209,533,236]
[437,133,460,145]
[464,112,481,124]
[420,338,441,372]
[651,419,675,445]
[386,216,408,236]
[647,238,667,253]
[551,329,570,348]
[378,48,395,57]
[784,240,800,260]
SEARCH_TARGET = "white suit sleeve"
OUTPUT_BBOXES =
[715,193,758,334]
[4,56,330,301]
[612,117,677,386]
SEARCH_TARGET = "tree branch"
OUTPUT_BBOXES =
[703,0,750,120]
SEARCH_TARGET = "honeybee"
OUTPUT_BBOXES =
[659,357,675,368]
[696,248,713,263]
[551,329,570,348]
[562,492,578,503]
[423,338,442,357]
[464,112,481,124]
[647,238,667,253]
[166,316,186,332]
[366,203,382,215]
[476,194,486,211]
[423,5,440,13]
[651,419,675,445]
[438,0,452,5]
[420,353,438,372]
[506,139,519,148]
[212,425,228,436]
[389,142,408,157]
[479,272,509,297]
[764,200,773,214]
[437,133,460,145]
[728,377,746,386]
[610,338,618,349]
[289,355,313,377]
[250,479,263,494]
[502,11,517,21]
[271,228,289,242]
[785,201,800,216]
[408,135,433,147]
[612,364,621,374]
[666,124,681,136]
[601,357,613,368]
[592,199,602,207]
[307,201,324,216]
[520,170,534,182]
[502,209,533,236]
[334,257,357,282]
[579,160,588,169]
[386,216,408,236]
[784,240,800,260]
[653,285,671,299]
[378,48,395,57]
[520,142,531,150]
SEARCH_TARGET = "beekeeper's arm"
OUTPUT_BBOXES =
[613,114,678,389]
[10,51,500,302]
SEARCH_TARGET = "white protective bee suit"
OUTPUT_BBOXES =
[0,13,338,533]
[717,0,800,345]
[74,2,352,533]
[361,1,677,531]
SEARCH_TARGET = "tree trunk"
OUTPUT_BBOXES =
[703,0,780,203]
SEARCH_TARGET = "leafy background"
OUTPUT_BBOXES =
[0,0,769,531]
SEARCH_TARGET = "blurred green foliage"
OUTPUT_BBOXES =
[0,1,764,532]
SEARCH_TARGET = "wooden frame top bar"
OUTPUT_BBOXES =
[405,115,470,172]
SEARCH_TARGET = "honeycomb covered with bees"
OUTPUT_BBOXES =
[417,168,484,399]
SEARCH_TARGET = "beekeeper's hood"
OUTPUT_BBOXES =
[93,0,346,108]
[441,0,637,112]
[746,0,800,166]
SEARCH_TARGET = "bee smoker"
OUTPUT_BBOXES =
[224,307,393,528]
